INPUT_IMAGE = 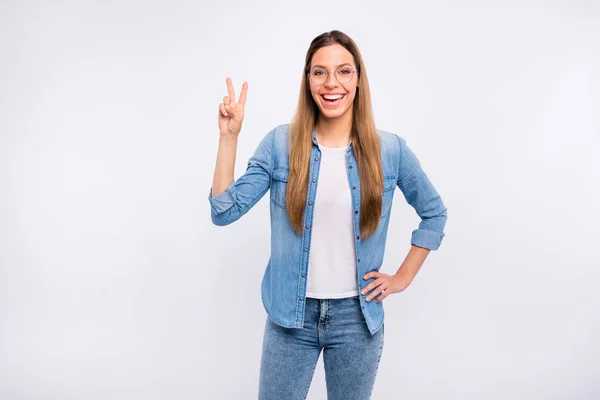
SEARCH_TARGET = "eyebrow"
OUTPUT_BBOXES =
[311,63,353,69]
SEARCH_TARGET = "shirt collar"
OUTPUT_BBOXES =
[312,128,353,150]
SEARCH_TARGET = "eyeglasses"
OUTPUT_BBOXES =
[308,66,357,85]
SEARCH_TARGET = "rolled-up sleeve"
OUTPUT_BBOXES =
[396,135,448,250]
[208,128,275,226]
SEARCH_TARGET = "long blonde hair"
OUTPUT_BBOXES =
[287,30,383,239]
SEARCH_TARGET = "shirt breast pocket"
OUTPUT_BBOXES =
[381,175,396,219]
[271,167,289,209]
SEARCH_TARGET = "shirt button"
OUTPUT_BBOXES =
[356,235,360,239]
[301,273,305,277]
[299,297,303,301]
[315,157,319,161]
[358,258,360,262]
[352,186,356,190]
[305,225,310,229]
[304,248,308,252]
[355,210,358,214]
[284,176,287,179]
[312,179,316,183]
[349,165,353,169]
[361,305,364,309]
[308,201,313,205]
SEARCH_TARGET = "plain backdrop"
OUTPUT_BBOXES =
[1,1,599,399]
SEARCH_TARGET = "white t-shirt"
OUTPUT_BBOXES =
[305,142,359,299]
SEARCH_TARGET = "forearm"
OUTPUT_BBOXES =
[211,134,239,196]
[393,245,430,286]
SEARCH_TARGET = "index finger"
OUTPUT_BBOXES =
[238,82,248,106]
[226,77,236,103]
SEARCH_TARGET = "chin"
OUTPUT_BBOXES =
[321,110,343,119]
[320,105,349,119]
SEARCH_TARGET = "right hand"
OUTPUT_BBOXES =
[218,77,248,136]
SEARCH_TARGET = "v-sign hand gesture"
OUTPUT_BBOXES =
[218,77,248,137]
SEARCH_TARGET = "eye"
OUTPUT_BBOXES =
[312,70,325,76]
[339,69,352,75]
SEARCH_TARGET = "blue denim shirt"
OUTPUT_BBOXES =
[208,124,447,335]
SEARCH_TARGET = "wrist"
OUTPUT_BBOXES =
[219,133,239,144]
[393,271,411,286]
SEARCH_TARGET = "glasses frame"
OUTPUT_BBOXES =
[307,66,358,85]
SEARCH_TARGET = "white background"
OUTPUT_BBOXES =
[1,1,599,399]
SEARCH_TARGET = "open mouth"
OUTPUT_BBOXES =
[321,94,345,107]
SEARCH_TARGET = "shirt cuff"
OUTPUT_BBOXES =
[411,228,445,250]
[208,182,237,214]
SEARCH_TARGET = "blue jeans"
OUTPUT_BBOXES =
[258,295,385,399]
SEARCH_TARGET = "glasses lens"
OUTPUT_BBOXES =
[309,69,327,84]
[335,67,354,83]
[309,67,354,84]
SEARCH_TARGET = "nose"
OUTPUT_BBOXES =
[324,72,338,88]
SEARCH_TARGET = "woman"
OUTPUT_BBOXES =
[209,30,447,400]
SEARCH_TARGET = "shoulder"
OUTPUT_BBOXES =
[254,124,289,151]
[377,128,407,158]
[273,123,291,140]
[271,124,290,153]
[377,128,405,175]
[252,124,290,168]
[259,124,290,147]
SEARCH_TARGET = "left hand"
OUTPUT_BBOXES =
[361,272,410,303]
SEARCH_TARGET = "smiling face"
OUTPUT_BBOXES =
[308,44,359,122]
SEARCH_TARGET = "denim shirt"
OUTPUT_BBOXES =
[208,124,447,336]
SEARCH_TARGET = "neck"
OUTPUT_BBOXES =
[315,108,353,147]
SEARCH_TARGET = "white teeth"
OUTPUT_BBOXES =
[323,94,344,100]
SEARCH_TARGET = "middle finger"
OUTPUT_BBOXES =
[362,279,383,295]
[226,77,236,103]
[367,285,386,301]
